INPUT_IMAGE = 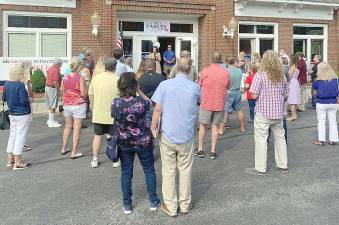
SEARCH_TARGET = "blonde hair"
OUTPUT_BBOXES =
[9,65,24,81]
[239,51,246,59]
[69,57,81,72]
[317,62,337,81]
[93,56,106,76]
[136,58,146,79]
[20,61,32,84]
[252,52,261,63]
[259,50,284,84]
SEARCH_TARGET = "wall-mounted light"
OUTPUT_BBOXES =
[223,17,238,39]
[91,11,101,37]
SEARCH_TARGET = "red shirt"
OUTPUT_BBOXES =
[298,58,307,85]
[198,64,230,111]
[246,72,256,100]
[46,64,61,87]
[63,73,85,106]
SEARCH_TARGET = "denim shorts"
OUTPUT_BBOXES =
[225,90,243,113]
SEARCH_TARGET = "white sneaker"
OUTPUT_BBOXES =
[112,160,121,168]
[91,159,99,168]
[48,122,62,128]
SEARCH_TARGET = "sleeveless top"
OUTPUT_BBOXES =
[63,73,85,106]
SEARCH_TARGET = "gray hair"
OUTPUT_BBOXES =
[211,52,222,63]
[104,58,117,72]
[177,57,192,75]
[180,50,191,58]
[53,58,63,65]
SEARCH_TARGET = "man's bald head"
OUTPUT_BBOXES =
[180,50,191,58]
[211,52,222,63]
[177,57,192,75]
[145,58,156,71]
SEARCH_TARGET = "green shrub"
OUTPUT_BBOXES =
[31,69,46,93]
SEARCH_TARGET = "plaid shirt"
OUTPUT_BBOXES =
[250,72,287,119]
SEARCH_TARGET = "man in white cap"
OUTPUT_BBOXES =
[45,58,63,127]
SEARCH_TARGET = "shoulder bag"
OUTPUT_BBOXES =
[105,111,119,163]
[0,101,10,130]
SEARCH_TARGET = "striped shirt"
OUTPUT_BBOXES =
[250,71,287,119]
[199,64,230,111]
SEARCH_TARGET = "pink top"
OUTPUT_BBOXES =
[63,73,85,106]
[250,71,287,119]
[198,64,230,111]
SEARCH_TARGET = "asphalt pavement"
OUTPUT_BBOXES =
[0,108,339,225]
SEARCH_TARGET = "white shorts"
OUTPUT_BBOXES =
[63,103,86,119]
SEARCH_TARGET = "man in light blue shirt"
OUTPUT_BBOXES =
[151,57,200,217]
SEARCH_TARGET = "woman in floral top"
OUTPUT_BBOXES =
[111,72,160,215]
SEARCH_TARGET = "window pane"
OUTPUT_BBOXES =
[170,24,193,33]
[120,21,144,31]
[311,40,323,60]
[181,40,191,53]
[8,15,29,27]
[256,25,274,34]
[260,39,274,56]
[123,38,133,58]
[293,26,324,35]
[141,40,153,59]
[8,33,36,57]
[239,25,254,33]
[293,39,307,58]
[41,34,67,57]
[30,17,67,29]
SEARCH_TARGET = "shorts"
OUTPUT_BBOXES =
[93,123,113,135]
[199,109,224,125]
[45,86,59,109]
[63,103,86,119]
[225,90,243,113]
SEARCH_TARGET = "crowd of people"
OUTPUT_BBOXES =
[2,45,339,215]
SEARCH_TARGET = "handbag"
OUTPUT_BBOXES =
[105,113,119,163]
[0,101,10,130]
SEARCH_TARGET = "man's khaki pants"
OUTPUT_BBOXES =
[254,113,288,173]
[160,134,194,216]
[298,84,306,111]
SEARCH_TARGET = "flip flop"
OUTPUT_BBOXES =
[239,129,246,133]
[61,149,71,155]
[313,140,324,146]
[71,152,84,159]
[6,162,14,168]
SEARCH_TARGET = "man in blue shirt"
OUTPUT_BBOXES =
[151,57,200,217]
[162,44,176,77]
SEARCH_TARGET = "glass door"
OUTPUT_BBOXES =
[175,37,197,66]
[293,39,307,58]
[134,36,155,71]
[311,39,323,62]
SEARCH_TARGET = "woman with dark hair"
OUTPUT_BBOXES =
[149,46,162,74]
[287,54,301,121]
[111,72,160,215]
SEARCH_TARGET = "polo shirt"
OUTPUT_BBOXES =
[228,67,243,92]
[163,50,176,67]
[88,71,120,124]
[313,79,339,104]
[168,64,198,82]
[115,60,128,77]
[46,65,61,87]
[139,71,166,99]
[151,74,200,144]
[198,64,230,111]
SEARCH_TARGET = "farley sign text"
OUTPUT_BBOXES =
[144,21,170,33]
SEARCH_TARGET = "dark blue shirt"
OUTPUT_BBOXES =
[163,50,176,66]
[312,79,339,104]
[3,81,31,115]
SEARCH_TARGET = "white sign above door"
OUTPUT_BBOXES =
[144,21,170,33]
[0,0,76,8]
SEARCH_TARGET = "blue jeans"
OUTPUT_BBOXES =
[119,144,160,207]
[248,99,256,121]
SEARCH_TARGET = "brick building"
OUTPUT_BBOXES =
[0,0,338,72]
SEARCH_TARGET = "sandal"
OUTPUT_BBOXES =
[13,163,32,171]
[23,145,32,152]
[239,129,246,133]
[71,152,84,159]
[61,149,71,155]
[6,162,14,168]
[313,140,324,146]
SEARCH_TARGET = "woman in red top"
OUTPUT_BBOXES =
[245,64,258,123]
[61,57,88,159]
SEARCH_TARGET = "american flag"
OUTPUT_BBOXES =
[116,30,123,50]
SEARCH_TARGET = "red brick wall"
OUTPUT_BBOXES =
[0,0,338,71]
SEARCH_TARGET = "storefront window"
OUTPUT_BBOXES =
[293,26,324,35]
[256,25,274,34]
[170,24,193,33]
[293,39,308,58]
[120,21,144,32]
[141,40,153,59]
[259,39,274,56]
[239,25,254,34]
[5,12,71,57]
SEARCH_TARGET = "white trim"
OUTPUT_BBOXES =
[292,23,328,62]
[2,11,72,57]
[236,0,339,7]
[238,22,279,56]
[0,0,76,8]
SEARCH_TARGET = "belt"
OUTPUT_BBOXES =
[46,85,55,88]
